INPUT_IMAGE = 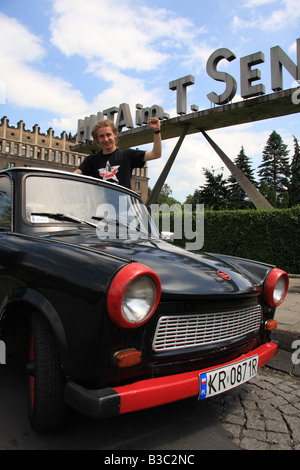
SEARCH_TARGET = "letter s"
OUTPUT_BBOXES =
[206,48,237,105]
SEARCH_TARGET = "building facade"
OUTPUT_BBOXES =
[0,116,149,202]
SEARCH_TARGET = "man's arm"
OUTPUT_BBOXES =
[74,169,83,174]
[144,117,162,162]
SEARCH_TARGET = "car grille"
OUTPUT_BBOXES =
[152,305,262,352]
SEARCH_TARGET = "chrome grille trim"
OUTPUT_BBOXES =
[152,305,262,352]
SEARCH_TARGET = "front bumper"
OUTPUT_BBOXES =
[64,341,277,419]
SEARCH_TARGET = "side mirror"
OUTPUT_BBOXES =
[161,231,174,243]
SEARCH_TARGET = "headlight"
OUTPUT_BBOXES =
[107,263,161,329]
[273,276,287,304]
[264,268,289,307]
[122,276,157,324]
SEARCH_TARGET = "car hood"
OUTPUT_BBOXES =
[82,237,264,299]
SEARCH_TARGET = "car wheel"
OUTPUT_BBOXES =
[28,312,67,431]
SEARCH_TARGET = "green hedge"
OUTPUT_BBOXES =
[169,206,300,274]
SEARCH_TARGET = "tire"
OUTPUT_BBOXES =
[28,312,67,431]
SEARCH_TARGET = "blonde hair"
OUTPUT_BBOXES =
[92,119,118,146]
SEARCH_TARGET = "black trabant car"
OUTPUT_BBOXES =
[0,168,288,431]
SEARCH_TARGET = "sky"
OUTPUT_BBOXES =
[0,0,299,202]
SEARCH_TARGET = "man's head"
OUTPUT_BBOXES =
[92,120,118,154]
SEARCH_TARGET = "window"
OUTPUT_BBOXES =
[22,145,26,156]
[14,143,19,155]
[24,175,158,238]
[0,177,12,229]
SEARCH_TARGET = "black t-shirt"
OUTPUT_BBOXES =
[79,148,146,189]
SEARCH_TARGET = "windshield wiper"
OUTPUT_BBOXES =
[92,215,143,233]
[31,212,97,228]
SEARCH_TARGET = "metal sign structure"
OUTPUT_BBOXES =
[74,39,300,209]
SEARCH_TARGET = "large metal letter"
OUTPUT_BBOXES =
[77,112,104,142]
[103,106,119,122]
[240,52,266,98]
[115,103,134,131]
[169,76,195,115]
[271,39,299,91]
[207,48,237,105]
[135,105,165,125]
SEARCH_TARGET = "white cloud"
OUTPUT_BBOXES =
[0,2,206,133]
[86,68,163,112]
[233,0,300,31]
[0,80,5,105]
[242,0,276,6]
[0,13,45,63]
[49,0,204,72]
[49,0,167,71]
[45,0,208,129]
[181,43,215,75]
[0,13,88,127]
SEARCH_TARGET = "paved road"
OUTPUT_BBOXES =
[0,277,299,451]
[210,275,300,452]
[210,366,300,450]
[0,364,238,451]
[0,361,298,451]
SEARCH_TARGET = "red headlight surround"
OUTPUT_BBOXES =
[107,263,161,329]
[264,268,289,307]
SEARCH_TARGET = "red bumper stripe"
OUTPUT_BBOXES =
[114,342,277,415]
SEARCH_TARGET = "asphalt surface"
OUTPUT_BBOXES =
[0,275,298,451]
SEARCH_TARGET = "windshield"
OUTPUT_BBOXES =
[24,175,159,239]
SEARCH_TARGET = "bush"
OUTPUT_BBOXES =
[171,207,300,274]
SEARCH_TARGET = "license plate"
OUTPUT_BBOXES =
[199,355,258,400]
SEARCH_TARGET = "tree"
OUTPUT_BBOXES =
[289,136,300,207]
[257,130,290,206]
[149,184,181,206]
[227,146,257,209]
[259,181,277,207]
[190,170,229,210]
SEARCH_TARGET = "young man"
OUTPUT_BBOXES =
[74,117,162,189]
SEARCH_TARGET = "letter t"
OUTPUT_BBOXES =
[169,75,195,115]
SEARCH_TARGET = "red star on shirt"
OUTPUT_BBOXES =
[98,162,120,183]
